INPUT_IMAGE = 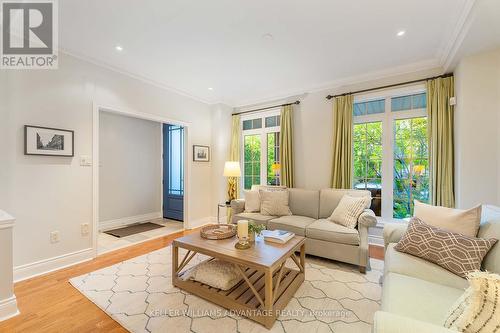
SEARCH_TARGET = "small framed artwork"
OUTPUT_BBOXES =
[193,145,210,162]
[24,125,74,157]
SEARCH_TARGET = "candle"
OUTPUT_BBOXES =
[237,220,248,239]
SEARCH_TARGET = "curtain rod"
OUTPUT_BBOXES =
[325,73,453,100]
[232,100,300,116]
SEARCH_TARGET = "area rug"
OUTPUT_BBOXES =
[69,246,383,333]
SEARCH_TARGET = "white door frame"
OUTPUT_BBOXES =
[92,103,191,258]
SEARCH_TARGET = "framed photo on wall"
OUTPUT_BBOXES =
[24,125,74,157]
[193,145,210,162]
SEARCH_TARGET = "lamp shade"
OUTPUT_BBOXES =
[223,161,241,177]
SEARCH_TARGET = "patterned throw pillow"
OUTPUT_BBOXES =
[394,218,497,278]
[259,189,292,217]
[444,271,500,332]
[328,195,371,229]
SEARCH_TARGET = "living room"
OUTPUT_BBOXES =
[0,0,499,332]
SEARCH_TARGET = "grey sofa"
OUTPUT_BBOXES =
[373,209,500,333]
[231,187,377,272]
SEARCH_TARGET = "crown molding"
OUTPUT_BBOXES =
[234,58,442,108]
[438,0,478,71]
[58,48,216,106]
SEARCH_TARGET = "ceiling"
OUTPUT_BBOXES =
[58,0,498,106]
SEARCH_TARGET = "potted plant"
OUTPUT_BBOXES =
[248,222,266,243]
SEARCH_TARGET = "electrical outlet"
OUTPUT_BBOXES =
[81,223,90,236]
[50,231,60,243]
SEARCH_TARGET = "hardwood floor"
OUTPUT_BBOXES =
[0,231,384,333]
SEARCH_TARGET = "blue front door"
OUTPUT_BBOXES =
[163,124,184,221]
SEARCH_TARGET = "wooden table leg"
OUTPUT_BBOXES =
[299,243,305,273]
[172,244,179,280]
[264,269,274,328]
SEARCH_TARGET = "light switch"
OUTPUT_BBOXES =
[80,155,92,166]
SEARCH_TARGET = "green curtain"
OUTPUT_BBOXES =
[280,105,294,188]
[427,76,455,207]
[228,115,241,200]
[331,94,354,189]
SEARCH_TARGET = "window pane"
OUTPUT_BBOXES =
[353,122,382,216]
[252,118,262,129]
[353,99,385,116]
[265,115,280,128]
[167,125,184,195]
[243,120,253,130]
[244,135,261,189]
[392,93,427,112]
[393,117,429,218]
[267,132,280,185]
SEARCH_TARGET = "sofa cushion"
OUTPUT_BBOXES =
[260,189,292,217]
[319,189,371,219]
[414,200,481,237]
[306,219,359,245]
[382,272,464,325]
[385,243,468,290]
[243,190,260,213]
[394,218,497,278]
[267,215,316,236]
[477,219,500,274]
[328,195,371,229]
[233,212,275,226]
[288,188,319,219]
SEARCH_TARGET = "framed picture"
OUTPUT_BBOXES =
[193,145,210,162]
[24,125,74,157]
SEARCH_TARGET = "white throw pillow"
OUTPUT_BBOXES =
[244,190,260,213]
[181,259,242,290]
[414,200,481,237]
[328,195,371,229]
[444,271,500,332]
[259,189,292,216]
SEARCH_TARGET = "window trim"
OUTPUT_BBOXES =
[240,109,281,193]
[353,84,427,218]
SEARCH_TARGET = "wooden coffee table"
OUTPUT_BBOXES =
[172,233,306,328]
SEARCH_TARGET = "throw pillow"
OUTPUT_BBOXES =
[244,190,260,213]
[444,271,500,332]
[394,218,497,278]
[414,200,481,237]
[328,195,371,229]
[181,259,242,290]
[259,189,292,216]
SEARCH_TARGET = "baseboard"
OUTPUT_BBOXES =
[187,216,216,229]
[99,212,162,231]
[13,248,94,283]
[0,295,19,322]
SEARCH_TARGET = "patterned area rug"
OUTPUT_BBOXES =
[70,246,383,333]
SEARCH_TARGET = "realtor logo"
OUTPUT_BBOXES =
[1,0,58,69]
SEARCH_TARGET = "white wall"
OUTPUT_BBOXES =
[454,48,500,208]
[210,104,233,218]
[99,112,161,224]
[1,53,214,270]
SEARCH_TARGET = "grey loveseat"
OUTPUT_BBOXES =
[373,207,500,333]
[231,187,377,272]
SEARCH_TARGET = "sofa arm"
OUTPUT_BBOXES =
[383,221,408,250]
[373,311,455,333]
[230,199,245,215]
[358,209,377,228]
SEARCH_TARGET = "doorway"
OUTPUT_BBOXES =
[163,124,184,221]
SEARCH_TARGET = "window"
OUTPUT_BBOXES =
[353,122,383,216]
[352,90,428,218]
[241,111,281,190]
[166,125,184,196]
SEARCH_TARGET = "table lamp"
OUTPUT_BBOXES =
[223,161,241,204]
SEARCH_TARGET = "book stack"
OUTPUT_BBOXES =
[261,230,295,244]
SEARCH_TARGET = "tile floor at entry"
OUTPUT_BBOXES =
[98,218,183,255]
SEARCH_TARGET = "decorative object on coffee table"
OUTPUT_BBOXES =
[172,232,306,329]
[235,220,250,249]
[248,222,266,242]
[200,224,236,240]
